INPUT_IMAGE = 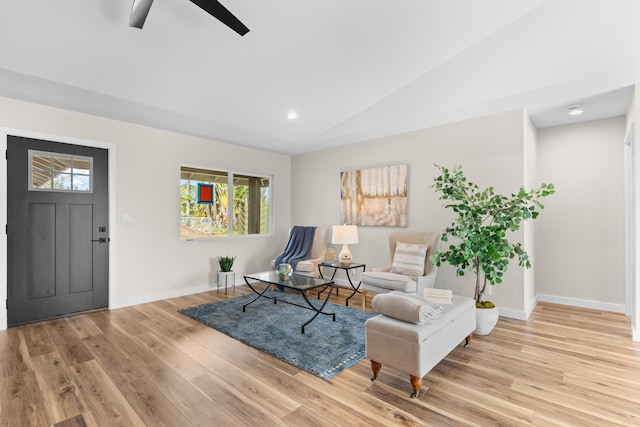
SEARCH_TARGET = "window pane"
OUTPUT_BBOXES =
[53,173,72,190]
[233,174,270,236]
[73,175,90,191]
[73,159,91,175]
[53,156,71,173]
[32,170,52,189]
[32,154,51,171]
[180,171,229,239]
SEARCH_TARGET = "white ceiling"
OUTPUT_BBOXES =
[0,0,638,155]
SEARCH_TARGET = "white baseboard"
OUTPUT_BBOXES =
[111,283,220,310]
[633,327,640,342]
[536,294,626,313]
[495,294,626,324]
[497,307,528,321]
[0,282,231,330]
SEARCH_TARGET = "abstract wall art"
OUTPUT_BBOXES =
[340,164,408,227]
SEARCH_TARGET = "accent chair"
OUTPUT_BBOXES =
[360,230,441,310]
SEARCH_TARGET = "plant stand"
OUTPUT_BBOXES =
[217,271,235,295]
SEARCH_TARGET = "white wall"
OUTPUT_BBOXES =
[292,109,532,317]
[627,84,639,340]
[0,96,291,329]
[536,117,626,311]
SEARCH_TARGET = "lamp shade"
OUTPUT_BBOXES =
[332,225,359,244]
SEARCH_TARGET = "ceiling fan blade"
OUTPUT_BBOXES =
[129,0,154,29]
[189,0,250,36]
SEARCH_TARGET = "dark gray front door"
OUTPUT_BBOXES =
[7,135,109,326]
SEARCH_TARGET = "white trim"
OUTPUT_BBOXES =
[536,293,627,313]
[0,133,7,330]
[110,283,218,310]
[624,125,635,318]
[497,307,528,321]
[0,127,116,330]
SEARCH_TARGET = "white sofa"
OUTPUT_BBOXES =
[271,227,330,278]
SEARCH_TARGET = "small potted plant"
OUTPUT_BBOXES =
[217,255,236,293]
[430,164,554,335]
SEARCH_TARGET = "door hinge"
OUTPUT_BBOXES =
[5,224,6,235]
[5,299,7,310]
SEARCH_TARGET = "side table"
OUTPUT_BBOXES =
[318,261,366,307]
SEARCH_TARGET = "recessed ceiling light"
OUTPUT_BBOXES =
[287,111,298,120]
[568,105,584,116]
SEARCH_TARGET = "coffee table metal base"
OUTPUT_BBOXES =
[243,276,336,334]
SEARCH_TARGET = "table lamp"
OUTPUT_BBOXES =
[332,224,358,264]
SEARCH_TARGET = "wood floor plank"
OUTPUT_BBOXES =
[136,331,210,381]
[2,285,640,426]
[189,348,301,419]
[0,329,30,378]
[30,350,85,424]
[68,360,148,427]
[47,319,95,366]
[1,371,51,427]
[82,333,192,426]
[52,413,95,427]
[191,372,285,426]
[295,368,430,426]
[22,322,56,358]
[64,314,103,339]
[138,315,203,355]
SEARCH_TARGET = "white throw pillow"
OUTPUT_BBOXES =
[391,242,427,276]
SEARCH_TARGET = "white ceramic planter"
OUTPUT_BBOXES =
[217,271,235,292]
[475,306,499,335]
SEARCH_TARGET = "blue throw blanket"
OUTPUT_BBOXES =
[275,226,317,270]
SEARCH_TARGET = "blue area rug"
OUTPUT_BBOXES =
[180,290,376,380]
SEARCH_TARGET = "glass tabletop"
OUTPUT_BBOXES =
[244,271,333,291]
[320,261,365,269]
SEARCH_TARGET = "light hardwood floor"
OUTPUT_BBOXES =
[1,286,640,426]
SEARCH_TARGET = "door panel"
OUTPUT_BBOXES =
[7,135,109,326]
[69,204,93,293]
[28,203,56,299]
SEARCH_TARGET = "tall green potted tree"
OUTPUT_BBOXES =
[430,164,554,334]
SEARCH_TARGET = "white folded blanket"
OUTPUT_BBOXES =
[371,291,443,324]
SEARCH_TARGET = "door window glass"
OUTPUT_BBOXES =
[29,150,93,192]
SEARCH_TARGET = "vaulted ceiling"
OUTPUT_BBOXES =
[0,1,638,155]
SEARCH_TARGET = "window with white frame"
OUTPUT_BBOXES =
[180,166,271,239]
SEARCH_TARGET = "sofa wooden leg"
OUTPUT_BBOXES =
[464,334,472,347]
[409,375,422,398]
[370,360,381,382]
[362,290,368,311]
